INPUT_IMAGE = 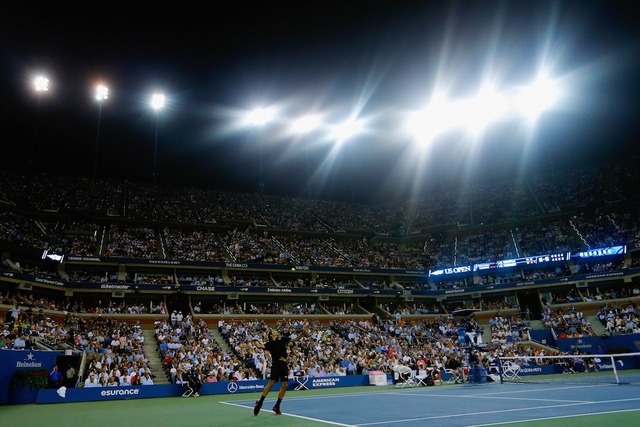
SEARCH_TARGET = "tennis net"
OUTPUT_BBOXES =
[496,352,640,385]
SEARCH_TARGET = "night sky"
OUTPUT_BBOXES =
[1,1,639,203]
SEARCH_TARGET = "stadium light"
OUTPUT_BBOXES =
[34,75,49,93]
[245,106,276,127]
[329,117,364,145]
[406,93,459,146]
[28,75,50,173]
[515,75,559,122]
[462,85,507,136]
[151,93,165,185]
[290,114,322,135]
[93,84,109,180]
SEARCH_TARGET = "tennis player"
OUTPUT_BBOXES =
[253,327,306,416]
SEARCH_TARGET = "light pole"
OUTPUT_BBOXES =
[93,84,109,180]
[305,144,311,199]
[246,107,275,195]
[29,75,49,174]
[259,136,265,195]
[291,114,321,199]
[151,93,165,185]
[330,117,363,203]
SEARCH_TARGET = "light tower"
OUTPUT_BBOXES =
[151,93,165,185]
[93,84,109,180]
[28,75,49,173]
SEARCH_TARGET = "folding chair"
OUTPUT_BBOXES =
[394,367,417,388]
[293,373,309,390]
[415,369,427,386]
[179,378,194,397]
[442,368,462,384]
[186,371,202,397]
[501,361,521,381]
[416,369,437,386]
[558,361,577,374]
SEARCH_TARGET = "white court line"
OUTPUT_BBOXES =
[220,385,639,427]
[356,397,640,426]
[372,389,587,403]
[454,394,589,403]
[220,400,356,426]
[472,383,622,395]
[467,407,640,427]
[218,383,616,407]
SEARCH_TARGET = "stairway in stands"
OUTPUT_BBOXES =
[529,319,544,329]
[142,329,171,384]
[210,326,233,355]
[587,315,607,335]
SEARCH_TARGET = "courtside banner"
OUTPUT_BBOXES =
[0,349,58,404]
[36,384,179,404]
[29,376,373,404]
[306,375,369,388]
[199,375,369,396]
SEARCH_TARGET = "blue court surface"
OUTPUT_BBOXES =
[227,383,640,427]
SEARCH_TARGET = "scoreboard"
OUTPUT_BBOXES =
[429,245,625,278]
[473,252,570,272]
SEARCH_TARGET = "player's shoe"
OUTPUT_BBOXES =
[253,400,262,416]
[272,406,282,415]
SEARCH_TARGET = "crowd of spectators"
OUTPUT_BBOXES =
[213,314,568,383]
[595,300,639,335]
[2,280,639,387]
[1,162,639,276]
[541,305,596,339]
[2,161,640,387]
[0,295,153,387]
[489,313,531,345]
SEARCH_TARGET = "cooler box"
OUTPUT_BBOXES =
[368,370,387,386]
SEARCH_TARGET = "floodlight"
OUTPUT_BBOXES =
[330,118,364,143]
[28,75,50,173]
[406,94,459,145]
[290,114,321,134]
[463,86,507,135]
[246,107,276,126]
[151,93,165,111]
[33,76,49,92]
[93,84,109,180]
[95,85,109,101]
[151,93,165,185]
[515,75,559,122]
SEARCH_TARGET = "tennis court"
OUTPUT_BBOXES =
[3,382,639,427]
[227,382,640,426]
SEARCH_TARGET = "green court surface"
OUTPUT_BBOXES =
[1,384,639,427]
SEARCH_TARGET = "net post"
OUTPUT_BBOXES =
[609,355,620,384]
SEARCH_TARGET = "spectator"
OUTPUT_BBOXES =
[49,365,63,388]
[12,334,26,350]
[140,371,154,385]
[65,364,77,387]
[84,373,100,388]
